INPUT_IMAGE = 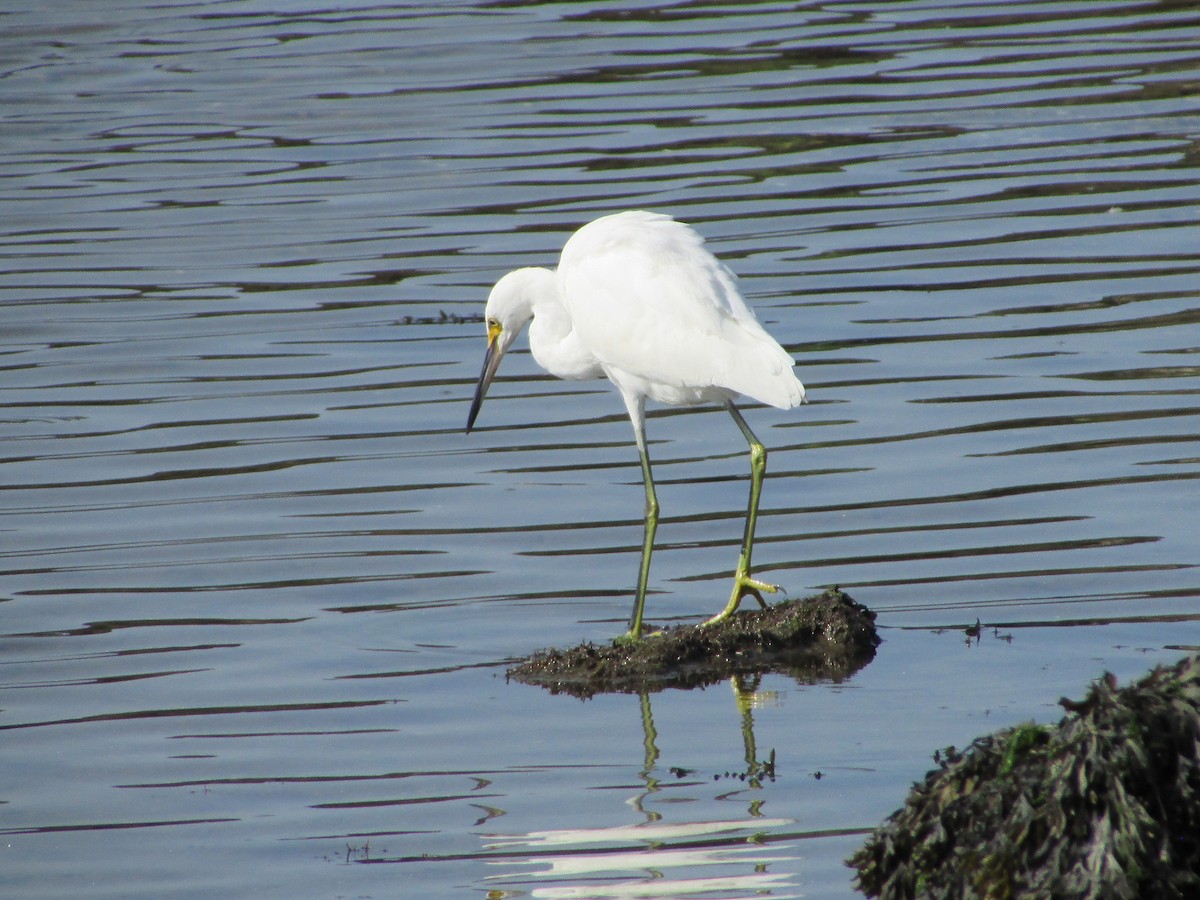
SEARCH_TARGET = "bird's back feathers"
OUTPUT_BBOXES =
[556,211,805,410]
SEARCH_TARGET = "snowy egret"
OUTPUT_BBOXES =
[466,211,806,640]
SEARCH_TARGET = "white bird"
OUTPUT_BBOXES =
[466,211,806,641]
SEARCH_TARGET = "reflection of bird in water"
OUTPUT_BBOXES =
[467,211,806,640]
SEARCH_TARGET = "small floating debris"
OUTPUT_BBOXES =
[848,653,1200,899]
[508,587,879,697]
[397,309,483,326]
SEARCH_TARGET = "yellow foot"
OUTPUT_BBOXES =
[702,575,780,627]
[615,627,664,645]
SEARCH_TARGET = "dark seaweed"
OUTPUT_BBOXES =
[849,654,1200,899]
[508,587,879,698]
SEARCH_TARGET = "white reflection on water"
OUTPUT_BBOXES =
[485,819,798,900]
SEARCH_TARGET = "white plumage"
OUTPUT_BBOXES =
[467,211,806,640]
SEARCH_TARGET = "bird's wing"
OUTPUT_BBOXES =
[558,212,802,409]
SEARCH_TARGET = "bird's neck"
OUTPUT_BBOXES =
[527,275,604,382]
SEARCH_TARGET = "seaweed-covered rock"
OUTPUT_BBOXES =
[508,587,879,697]
[848,653,1200,899]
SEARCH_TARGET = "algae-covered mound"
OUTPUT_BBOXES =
[508,587,879,697]
[849,653,1200,899]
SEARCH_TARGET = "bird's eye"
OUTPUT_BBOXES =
[486,317,499,329]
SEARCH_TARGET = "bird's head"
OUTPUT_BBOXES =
[465,268,544,434]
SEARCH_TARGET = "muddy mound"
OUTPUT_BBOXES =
[508,587,879,697]
[849,653,1200,898]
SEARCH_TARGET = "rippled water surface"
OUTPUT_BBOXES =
[3,1,1199,897]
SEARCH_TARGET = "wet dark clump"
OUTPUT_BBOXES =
[508,587,879,698]
[849,653,1200,899]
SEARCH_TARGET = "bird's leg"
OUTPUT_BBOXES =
[614,392,658,643]
[624,441,659,642]
[704,402,779,626]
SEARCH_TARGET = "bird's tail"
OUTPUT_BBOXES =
[714,324,806,409]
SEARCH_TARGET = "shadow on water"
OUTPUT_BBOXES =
[380,675,859,899]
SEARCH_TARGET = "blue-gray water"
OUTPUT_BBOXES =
[2,1,1199,897]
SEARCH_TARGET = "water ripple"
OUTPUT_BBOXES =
[2,1,1199,897]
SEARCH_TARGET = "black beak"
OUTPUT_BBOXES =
[466,334,504,434]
